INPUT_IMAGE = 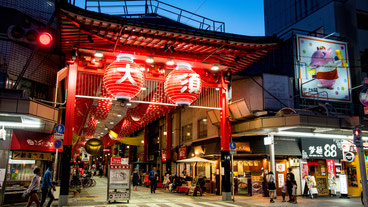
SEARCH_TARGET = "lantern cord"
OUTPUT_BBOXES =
[113,26,124,52]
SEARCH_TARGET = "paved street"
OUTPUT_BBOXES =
[65,177,363,207]
[5,177,362,206]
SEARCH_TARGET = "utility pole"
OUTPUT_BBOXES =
[353,127,368,207]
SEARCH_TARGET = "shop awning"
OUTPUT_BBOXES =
[177,157,216,163]
[11,130,63,152]
[273,139,301,156]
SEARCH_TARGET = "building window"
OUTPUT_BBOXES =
[181,124,192,143]
[198,118,208,139]
[357,10,368,30]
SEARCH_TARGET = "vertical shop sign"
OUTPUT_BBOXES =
[326,159,336,175]
[161,150,167,161]
[178,147,187,160]
[301,162,308,179]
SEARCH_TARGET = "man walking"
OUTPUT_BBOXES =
[286,167,295,202]
[40,163,56,207]
[149,167,158,193]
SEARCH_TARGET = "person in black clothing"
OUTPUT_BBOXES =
[286,167,295,202]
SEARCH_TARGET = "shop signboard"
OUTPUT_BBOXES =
[11,130,63,152]
[108,192,129,200]
[178,147,187,160]
[296,35,351,102]
[301,162,308,179]
[343,152,355,162]
[111,158,128,165]
[359,88,368,106]
[301,138,343,159]
[12,151,52,161]
[161,150,167,161]
[109,165,130,189]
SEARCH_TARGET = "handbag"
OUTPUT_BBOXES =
[22,190,30,199]
[268,181,276,190]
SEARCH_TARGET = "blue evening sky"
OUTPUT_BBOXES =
[166,0,265,36]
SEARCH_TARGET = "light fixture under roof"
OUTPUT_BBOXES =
[145,56,154,63]
[211,64,220,71]
[166,59,175,66]
[141,87,147,91]
[110,122,114,124]
[126,103,132,106]
[117,114,122,117]
[94,52,103,58]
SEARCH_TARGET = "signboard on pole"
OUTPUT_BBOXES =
[301,138,343,159]
[108,157,131,203]
[54,139,62,149]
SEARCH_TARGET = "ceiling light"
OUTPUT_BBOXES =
[146,57,154,63]
[100,132,104,134]
[141,140,144,144]
[104,128,108,130]
[126,103,132,106]
[97,121,100,124]
[127,146,130,149]
[215,88,220,91]
[203,118,207,122]
[166,59,175,66]
[117,114,122,117]
[163,131,167,135]
[211,65,220,71]
[141,87,147,91]
[94,52,103,58]
[110,122,114,124]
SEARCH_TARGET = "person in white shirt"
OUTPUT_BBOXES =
[26,168,41,207]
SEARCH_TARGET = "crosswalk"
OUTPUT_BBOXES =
[69,201,244,207]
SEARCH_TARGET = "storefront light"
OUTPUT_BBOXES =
[94,52,103,58]
[146,57,154,63]
[211,64,219,71]
[0,120,41,128]
[166,59,175,66]
[274,131,368,141]
[163,131,167,135]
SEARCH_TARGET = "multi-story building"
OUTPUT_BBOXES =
[0,0,61,205]
[220,0,368,198]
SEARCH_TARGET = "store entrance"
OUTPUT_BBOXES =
[309,160,329,195]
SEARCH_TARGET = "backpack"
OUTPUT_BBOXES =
[149,171,155,179]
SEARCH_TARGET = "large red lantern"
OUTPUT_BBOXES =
[164,63,202,105]
[103,54,144,101]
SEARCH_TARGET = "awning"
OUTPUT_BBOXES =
[11,130,63,152]
[273,138,301,156]
[176,157,216,163]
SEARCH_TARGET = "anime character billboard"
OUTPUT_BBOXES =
[296,35,351,102]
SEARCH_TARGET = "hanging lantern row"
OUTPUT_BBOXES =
[103,55,203,106]
[86,115,97,137]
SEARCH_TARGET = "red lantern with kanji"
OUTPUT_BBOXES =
[164,63,202,105]
[103,54,144,100]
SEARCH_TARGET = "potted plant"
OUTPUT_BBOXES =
[70,187,81,197]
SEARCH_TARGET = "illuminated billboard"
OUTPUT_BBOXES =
[296,35,351,102]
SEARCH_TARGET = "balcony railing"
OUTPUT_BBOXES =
[67,0,225,32]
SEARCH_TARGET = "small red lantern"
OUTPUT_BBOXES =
[103,54,144,101]
[164,63,202,105]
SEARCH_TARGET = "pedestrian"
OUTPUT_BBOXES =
[132,169,139,191]
[292,181,298,204]
[282,183,287,202]
[40,163,56,207]
[287,167,295,202]
[163,173,171,190]
[149,167,158,193]
[99,165,103,177]
[25,167,41,207]
[266,171,276,203]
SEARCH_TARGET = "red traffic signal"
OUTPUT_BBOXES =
[354,128,362,137]
[38,32,53,46]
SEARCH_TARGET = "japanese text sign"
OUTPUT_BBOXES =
[301,138,343,159]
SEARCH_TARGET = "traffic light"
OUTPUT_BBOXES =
[7,25,53,48]
[353,127,363,147]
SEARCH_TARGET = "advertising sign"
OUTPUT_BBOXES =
[301,162,308,179]
[12,151,52,161]
[296,35,351,102]
[161,150,167,161]
[108,192,129,200]
[110,158,129,165]
[326,159,335,175]
[301,138,343,159]
[11,130,63,152]
[109,165,130,189]
[178,147,187,160]
[359,88,368,106]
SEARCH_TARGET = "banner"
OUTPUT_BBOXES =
[326,159,335,175]
[178,147,187,160]
[11,130,63,152]
[301,138,343,159]
[296,35,351,102]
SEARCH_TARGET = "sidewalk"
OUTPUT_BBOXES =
[4,176,362,206]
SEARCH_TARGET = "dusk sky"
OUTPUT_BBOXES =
[170,0,265,36]
[77,0,265,36]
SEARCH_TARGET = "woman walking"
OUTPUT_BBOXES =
[132,169,139,191]
[266,171,276,203]
[26,168,41,207]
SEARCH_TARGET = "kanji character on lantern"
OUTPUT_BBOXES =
[103,54,144,101]
[164,63,202,106]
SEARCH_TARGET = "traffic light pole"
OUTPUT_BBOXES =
[358,146,368,207]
